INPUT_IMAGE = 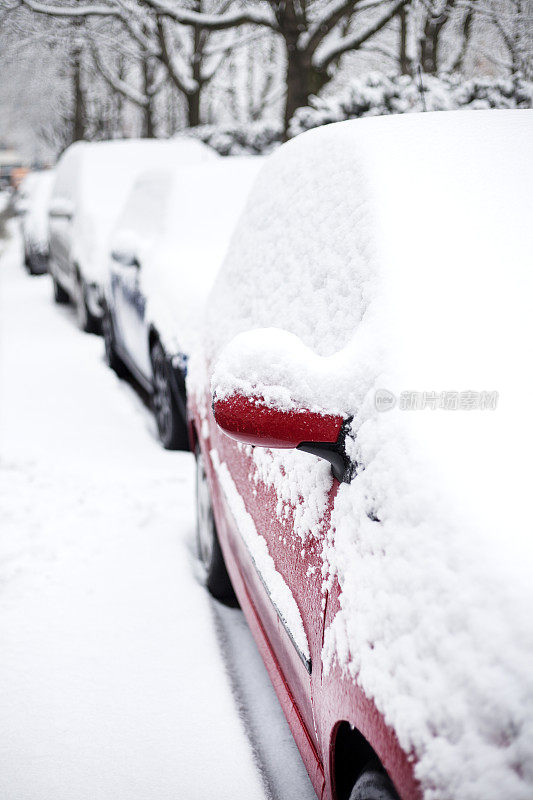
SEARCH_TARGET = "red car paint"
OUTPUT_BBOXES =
[213,393,343,449]
[189,388,422,800]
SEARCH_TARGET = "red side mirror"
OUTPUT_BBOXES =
[212,392,353,483]
[213,392,343,448]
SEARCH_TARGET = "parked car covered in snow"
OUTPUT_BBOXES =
[48,138,215,333]
[103,157,263,449]
[0,147,26,190]
[188,110,533,800]
[16,169,55,274]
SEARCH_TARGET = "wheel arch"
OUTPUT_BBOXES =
[331,720,395,800]
[188,418,199,454]
[148,325,159,352]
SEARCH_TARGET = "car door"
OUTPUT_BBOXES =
[109,247,148,377]
[109,173,171,381]
[208,405,335,764]
[49,197,75,285]
[48,146,83,294]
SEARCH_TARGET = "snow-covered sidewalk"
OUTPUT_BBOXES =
[0,225,312,800]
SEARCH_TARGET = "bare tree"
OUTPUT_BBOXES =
[144,0,412,128]
[17,0,412,130]
[480,0,533,78]
[418,0,457,73]
[7,0,531,151]
[89,22,167,136]
[448,0,476,72]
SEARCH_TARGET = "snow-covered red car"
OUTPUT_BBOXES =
[188,110,533,800]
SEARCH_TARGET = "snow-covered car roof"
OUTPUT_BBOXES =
[51,137,216,283]
[200,109,533,799]
[20,169,55,250]
[110,156,265,356]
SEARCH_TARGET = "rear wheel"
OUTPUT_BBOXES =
[24,248,32,273]
[52,275,69,304]
[74,271,99,334]
[349,765,399,800]
[195,444,236,603]
[102,307,126,378]
[150,341,188,450]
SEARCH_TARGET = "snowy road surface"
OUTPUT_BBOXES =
[0,224,316,800]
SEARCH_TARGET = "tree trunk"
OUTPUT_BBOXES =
[399,6,411,75]
[142,103,155,138]
[166,87,178,135]
[115,53,125,137]
[420,16,439,73]
[283,44,327,133]
[141,57,155,138]
[72,44,85,142]
[186,90,201,127]
[420,1,456,74]
[187,19,203,128]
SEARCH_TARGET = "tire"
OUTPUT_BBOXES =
[150,341,188,450]
[52,275,69,304]
[74,271,99,334]
[195,444,236,603]
[349,766,400,800]
[24,248,32,273]
[102,307,127,378]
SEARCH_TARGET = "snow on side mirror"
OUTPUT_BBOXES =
[110,248,140,268]
[14,199,30,216]
[212,392,353,483]
[48,197,74,219]
[110,230,142,268]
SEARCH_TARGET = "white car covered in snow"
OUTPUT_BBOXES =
[16,169,55,274]
[102,156,264,449]
[47,138,215,332]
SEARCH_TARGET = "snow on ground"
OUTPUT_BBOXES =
[0,224,315,800]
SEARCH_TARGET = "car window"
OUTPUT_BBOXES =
[115,171,171,244]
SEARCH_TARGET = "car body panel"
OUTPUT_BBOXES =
[190,387,421,800]
[197,418,326,797]
[49,213,75,290]
[110,262,151,381]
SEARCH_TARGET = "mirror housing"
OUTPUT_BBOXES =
[213,392,353,483]
[14,199,30,216]
[49,197,74,220]
[111,248,140,268]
